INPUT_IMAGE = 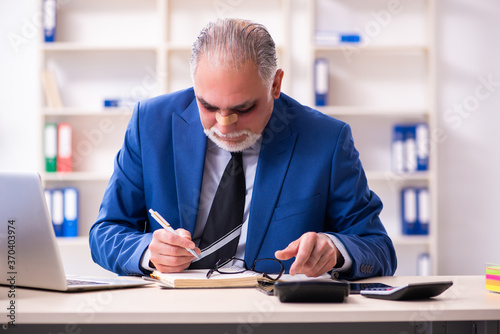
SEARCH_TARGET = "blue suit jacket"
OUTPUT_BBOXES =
[89,88,397,278]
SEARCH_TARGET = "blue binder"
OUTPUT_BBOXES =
[43,0,57,42]
[392,125,406,173]
[392,123,429,173]
[415,187,430,235]
[314,58,329,106]
[401,187,417,235]
[404,125,417,173]
[415,123,430,171]
[63,187,79,237]
[51,189,64,237]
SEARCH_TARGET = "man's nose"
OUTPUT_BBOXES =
[216,112,238,126]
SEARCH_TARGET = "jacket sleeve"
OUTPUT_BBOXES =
[326,123,397,279]
[89,103,153,276]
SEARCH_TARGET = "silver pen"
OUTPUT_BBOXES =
[149,209,200,259]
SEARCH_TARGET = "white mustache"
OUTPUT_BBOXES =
[204,126,261,152]
[206,127,250,138]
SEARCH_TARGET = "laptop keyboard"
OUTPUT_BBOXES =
[67,279,108,286]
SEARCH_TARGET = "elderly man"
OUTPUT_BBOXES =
[89,18,397,279]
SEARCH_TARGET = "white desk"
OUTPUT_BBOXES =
[2,276,499,334]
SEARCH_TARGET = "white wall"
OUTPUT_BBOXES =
[436,0,500,274]
[0,0,40,172]
[1,0,499,275]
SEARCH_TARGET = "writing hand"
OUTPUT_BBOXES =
[148,228,200,273]
[275,232,341,277]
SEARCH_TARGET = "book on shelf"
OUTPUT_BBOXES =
[41,69,63,109]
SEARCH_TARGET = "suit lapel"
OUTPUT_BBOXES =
[172,98,206,234]
[245,100,298,264]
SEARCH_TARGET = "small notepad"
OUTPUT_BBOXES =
[150,269,273,289]
[486,264,500,293]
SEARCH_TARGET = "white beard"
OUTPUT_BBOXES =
[204,126,262,152]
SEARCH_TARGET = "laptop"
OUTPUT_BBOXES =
[0,171,151,292]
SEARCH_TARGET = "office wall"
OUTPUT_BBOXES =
[436,0,500,274]
[0,0,40,171]
[1,0,499,275]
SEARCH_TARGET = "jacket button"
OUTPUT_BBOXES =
[332,271,340,279]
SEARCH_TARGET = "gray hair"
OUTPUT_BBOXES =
[190,18,278,86]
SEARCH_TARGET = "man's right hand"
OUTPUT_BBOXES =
[148,228,200,273]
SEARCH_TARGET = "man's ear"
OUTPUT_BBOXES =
[271,69,284,99]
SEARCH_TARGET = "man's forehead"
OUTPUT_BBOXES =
[193,59,266,109]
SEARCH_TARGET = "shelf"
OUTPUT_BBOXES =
[56,236,89,246]
[43,50,158,109]
[365,171,430,182]
[43,108,133,117]
[37,0,434,276]
[317,106,429,118]
[314,44,428,54]
[391,235,430,247]
[310,0,436,276]
[167,43,286,53]
[42,171,112,182]
[42,42,158,52]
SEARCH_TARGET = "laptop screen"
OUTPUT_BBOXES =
[0,172,69,291]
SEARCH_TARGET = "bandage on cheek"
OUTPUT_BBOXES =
[216,112,238,125]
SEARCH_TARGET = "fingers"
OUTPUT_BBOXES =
[274,239,300,261]
[156,228,196,250]
[276,232,339,277]
[289,232,315,276]
[149,229,199,273]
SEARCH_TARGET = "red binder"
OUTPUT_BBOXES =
[57,123,72,172]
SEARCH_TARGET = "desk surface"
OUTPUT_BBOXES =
[1,275,499,325]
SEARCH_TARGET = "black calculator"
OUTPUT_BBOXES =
[360,281,453,300]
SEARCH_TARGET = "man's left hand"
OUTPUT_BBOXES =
[275,232,342,277]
